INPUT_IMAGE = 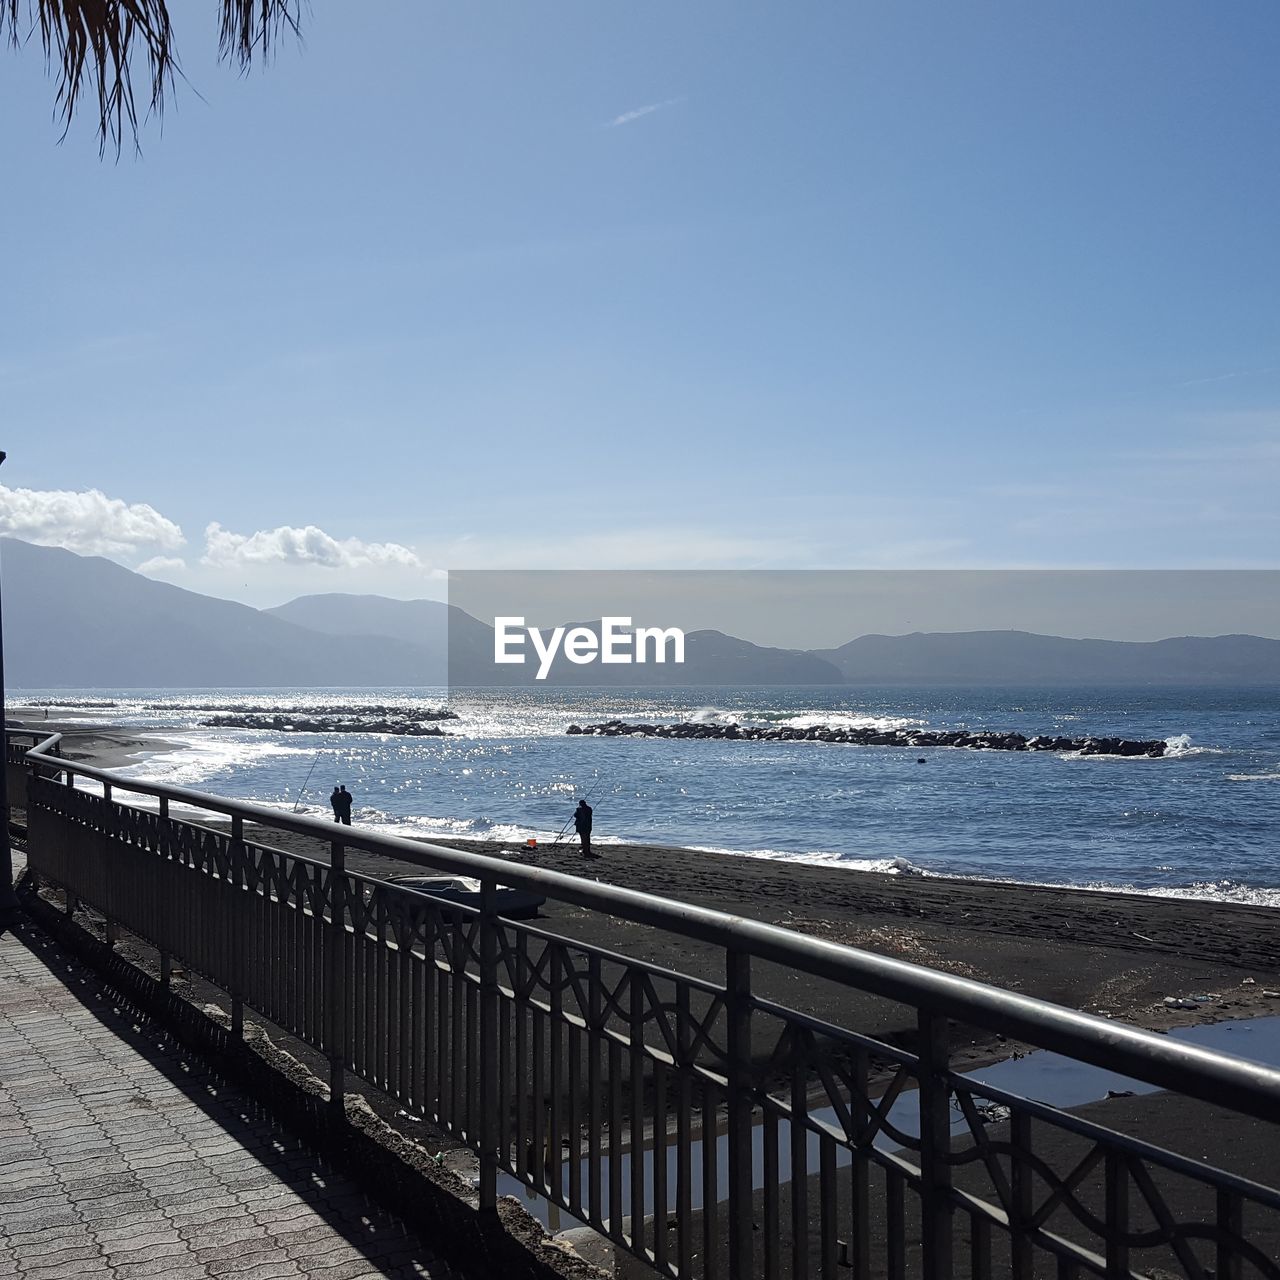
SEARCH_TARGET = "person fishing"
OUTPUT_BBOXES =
[336,785,353,826]
[329,785,342,822]
[574,798,597,859]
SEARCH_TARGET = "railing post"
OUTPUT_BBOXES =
[726,948,755,1278]
[230,815,245,1038]
[917,1009,954,1280]
[478,875,500,1214]
[326,841,347,1116]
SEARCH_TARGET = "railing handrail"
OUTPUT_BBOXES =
[24,732,1280,1124]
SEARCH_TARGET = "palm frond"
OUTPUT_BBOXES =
[218,0,301,68]
[2,0,303,155]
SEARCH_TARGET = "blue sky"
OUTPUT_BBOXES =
[2,1,1279,608]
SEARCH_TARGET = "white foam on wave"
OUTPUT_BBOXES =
[1227,771,1280,782]
[1161,733,1226,758]
[774,712,925,732]
[686,846,931,875]
[689,706,740,725]
[1056,732,1221,762]
[113,732,318,789]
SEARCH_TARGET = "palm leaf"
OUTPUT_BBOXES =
[3,0,302,154]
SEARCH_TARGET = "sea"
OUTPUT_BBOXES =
[11,685,1280,908]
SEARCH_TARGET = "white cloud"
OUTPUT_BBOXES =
[606,98,683,128]
[137,556,187,576]
[202,522,423,571]
[0,485,184,557]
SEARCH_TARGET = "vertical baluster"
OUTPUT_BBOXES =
[325,843,347,1115]
[726,950,754,1279]
[425,909,439,1121]
[478,878,500,1213]
[1010,1110,1034,1278]
[609,1034,625,1236]
[819,1135,837,1277]
[550,944,565,1205]
[702,1083,720,1280]
[465,938,479,1139]
[1105,1152,1128,1279]
[970,1213,991,1280]
[588,953,603,1226]
[849,1047,871,1280]
[916,1011,953,1280]
[629,970,646,1259]
[498,930,513,1182]
[515,933,530,1179]
[365,893,378,1082]
[676,984,694,1278]
[1217,1188,1242,1280]
[791,1065,809,1280]
[392,911,408,1102]
[533,949,549,1192]
[568,961,583,1217]
[651,1057,669,1274]
[411,934,426,1115]
[376,895,389,1090]
[763,1106,780,1280]
[449,917,464,1130]
[230,815,245,1038]
[885,1166,905,1280]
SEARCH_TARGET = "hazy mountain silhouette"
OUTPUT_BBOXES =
[814,629,1280,685]
[445,617,844,686]
[3,540,1279,687]
[0,540,443,687]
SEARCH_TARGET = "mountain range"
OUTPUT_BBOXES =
[3,538,1279,688]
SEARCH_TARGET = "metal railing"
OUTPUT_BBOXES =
[18,732,1280,1279]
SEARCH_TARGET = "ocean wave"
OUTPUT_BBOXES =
[689,706,740,725]
[773,712,926,733]
[685,846,932,876]
[1161,733,1224,758]
[1227,771,1280,782]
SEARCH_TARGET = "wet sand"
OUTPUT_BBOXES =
[7,715,179,771]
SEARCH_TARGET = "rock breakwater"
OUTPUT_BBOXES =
[202,710,456,736]
[566,720,1167,757]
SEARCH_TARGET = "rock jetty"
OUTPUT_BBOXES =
[202,711,456,736]
[566,720,1167,757]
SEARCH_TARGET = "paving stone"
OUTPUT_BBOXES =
[1,912,465,1279]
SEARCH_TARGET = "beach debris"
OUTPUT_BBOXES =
[1242,977,1256,985]
[1163,997,1200,1009]
[1265,991,1280,998]
[956,1099,1012,1125]
[567,720,1169,756]
[1131,931,1156,944]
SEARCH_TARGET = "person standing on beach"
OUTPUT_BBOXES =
[337,785,353,826]
[330,786,342,822]
[574,799,596,859]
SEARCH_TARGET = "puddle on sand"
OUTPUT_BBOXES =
[498,1016,1280,1233]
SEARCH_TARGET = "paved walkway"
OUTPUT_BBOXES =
[0,892,464,1280]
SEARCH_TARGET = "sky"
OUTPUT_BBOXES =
[2,1,1280,617]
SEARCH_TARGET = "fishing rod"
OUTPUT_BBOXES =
[291,751,323,813]
[552,774,605,844]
